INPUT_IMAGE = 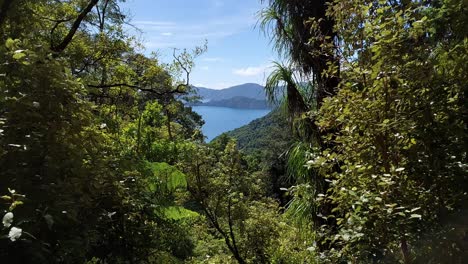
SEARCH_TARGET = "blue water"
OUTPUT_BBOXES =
[192,106,270,142]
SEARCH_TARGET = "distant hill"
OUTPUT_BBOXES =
[193,96,272,109]
[195,83,266,101]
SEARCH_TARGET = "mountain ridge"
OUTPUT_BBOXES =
[195,83,266,101]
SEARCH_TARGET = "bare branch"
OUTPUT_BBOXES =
[87,83,139,89]
[51,0,99,52]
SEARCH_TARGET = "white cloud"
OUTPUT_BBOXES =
[233,63,272,77]
[129,11,257,50]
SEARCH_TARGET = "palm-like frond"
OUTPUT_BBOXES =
[259,0,339,105]
[265,61,308,117]
[285,142,314,183]
[285,183,318,225]
[258,6,293,58]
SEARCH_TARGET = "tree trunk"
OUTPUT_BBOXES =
[400,237,411,264]
[51,0,99,52]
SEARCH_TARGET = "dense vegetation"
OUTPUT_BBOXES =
[260,0,467,262]
[0,0,466,263]
[223,108,291,154]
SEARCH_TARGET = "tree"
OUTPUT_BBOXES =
[262,0,467,262]
[260,0,340,108]
[260,0,341,242]
[182,140,288,263]
[0,1,205,262]
[308,0,467,262]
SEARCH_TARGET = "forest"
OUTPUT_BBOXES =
[0,0,466,263]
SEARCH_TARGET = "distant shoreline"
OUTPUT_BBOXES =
[187,96,273,110]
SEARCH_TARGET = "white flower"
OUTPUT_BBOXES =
[100,123,107,129]
[8,227,22,241]
[2,212,13,228]
[32,102,40,108]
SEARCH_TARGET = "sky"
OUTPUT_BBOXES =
[120,0,276,89]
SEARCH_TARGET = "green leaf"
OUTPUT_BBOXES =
[13,52,26,60]
[1,195,11,201]
[5,38,15,49]
[160,206,199,221]
[9,200,23,211]
[410,214,422,219]
[147,162,187,192]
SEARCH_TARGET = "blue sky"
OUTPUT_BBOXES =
[121,0,275,89]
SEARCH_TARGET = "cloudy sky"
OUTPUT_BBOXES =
[121,0,276,89]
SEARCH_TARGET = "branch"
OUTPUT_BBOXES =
[51,0,99,52]
[173,48,191,87]
[87,83,139,89]
[96,0,110,31]
[227,198,243,263]
[140,84,187,96]
[87,83,188,96]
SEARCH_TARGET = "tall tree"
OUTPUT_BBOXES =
[260,0,341,238]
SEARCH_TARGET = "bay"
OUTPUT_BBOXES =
[192,106,270,142]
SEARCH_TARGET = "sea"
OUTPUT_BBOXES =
[192,106,270,142]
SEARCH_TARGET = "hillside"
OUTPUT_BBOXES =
[220,108,292,155]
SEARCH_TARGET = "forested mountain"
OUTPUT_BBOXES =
[195,83,266,101]
[193,83,283,109]
[0,0,466,263]
[223,108,291,154]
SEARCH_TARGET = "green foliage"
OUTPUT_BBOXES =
[162,206,199,221]
[262,0,467,263]
[297,0,467,262]
[147,162,188,193]
[3,0,465,263]
[0,1,204,262]
[181,139,306,263]
[222,108,292,156]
